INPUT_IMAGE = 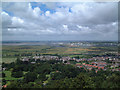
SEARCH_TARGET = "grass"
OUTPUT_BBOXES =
[43,72,56,85]
[2,45,51,56]
[43,74,50,84]
[2,45,90,57]
[76,63,81,64]
[2,58,17,63]
[23,71,27,75]
[3,71,23,81]
[46,74,50,78]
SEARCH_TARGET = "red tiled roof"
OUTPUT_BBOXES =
[3,85,7,88]
[98,67,104,69]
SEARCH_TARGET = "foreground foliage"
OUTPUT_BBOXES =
[2,58,120,88]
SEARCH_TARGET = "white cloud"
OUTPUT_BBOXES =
[33,7,41,17]
[45,11,50,16]
[12,17,24,24]
[77,25,82,29]
[2,11,11,26]
[1,11,9,16]
[63,25,68,30]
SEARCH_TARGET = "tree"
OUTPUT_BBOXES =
[51,72,64,80]
[24,72,37,82]
[12,65,23,72]
[2,79,6,85]
[69,73,95,88]
[64,61,67,63]
[11,71,23,78]
[16,58,22,65]
[45,73,95,88]
[38,74,47,81]
[7,81,21,88]
[2,72,6,77]
[102,73,120,88]
[33,80,43,88]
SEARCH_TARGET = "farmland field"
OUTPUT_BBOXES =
[2,58,17,63]
[2,41,118,63]
[2,45,90,63]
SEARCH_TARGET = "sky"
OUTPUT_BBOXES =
[2,2,118,41]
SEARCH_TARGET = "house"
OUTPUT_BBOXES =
[66,62,70,64]
[88,67,92,71]
[21,57,29,62]
[2,68,6,71]
[98,66,104,70]
[2,85,7,88]
[31,62,36,64]
[96,70,98,73]
[56,70,59,72]
[82,63,85,65]
[75,63,83,68]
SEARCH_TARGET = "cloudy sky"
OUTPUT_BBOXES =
[2,2,118,41]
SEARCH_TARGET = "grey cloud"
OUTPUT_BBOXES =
[2,2,118,41]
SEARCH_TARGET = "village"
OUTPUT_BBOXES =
[21,54,120,73]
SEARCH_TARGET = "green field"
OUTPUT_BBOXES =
[2,45,89,63]
[2,45,96,56]
[43,71,55,85]
[2,58,17,63]
[3,71,23,81]
[2,44,117,63]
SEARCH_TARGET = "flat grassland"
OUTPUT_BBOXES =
[2,45,90,63]
[2,58,17,63]
[2,44,117,63]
